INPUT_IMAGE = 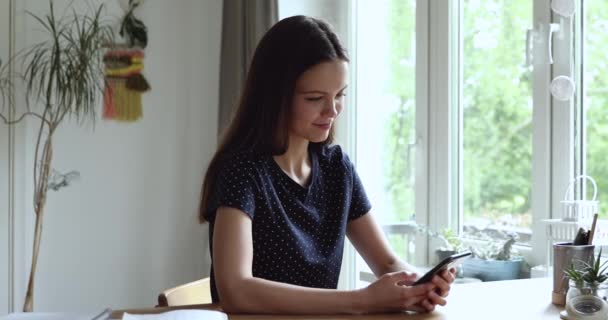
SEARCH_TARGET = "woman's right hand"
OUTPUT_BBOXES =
[357,271,434,314]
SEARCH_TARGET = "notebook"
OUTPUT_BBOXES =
[122,310,227,320]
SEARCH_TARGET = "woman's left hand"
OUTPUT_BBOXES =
[433,267,456,297]
[414,267,457,312]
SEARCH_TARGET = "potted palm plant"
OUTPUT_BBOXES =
[0,1,113,311]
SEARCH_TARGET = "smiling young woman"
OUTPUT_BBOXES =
[197,15,456,315]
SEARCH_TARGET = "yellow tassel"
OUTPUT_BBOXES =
[105,63,144,77]
[111,83,142,122]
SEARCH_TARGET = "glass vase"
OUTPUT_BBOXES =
[565,280,608,320]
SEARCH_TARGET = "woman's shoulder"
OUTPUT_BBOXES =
[316,144,353,169]
[218,150,266,175]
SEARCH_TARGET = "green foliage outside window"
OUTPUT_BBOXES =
[461,0,533,227]
[384,0,534,228]
[382,0,608,230]
[585,1,608,218]
[384,0,416,223]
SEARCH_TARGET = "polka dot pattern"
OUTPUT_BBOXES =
[205,144,372,302]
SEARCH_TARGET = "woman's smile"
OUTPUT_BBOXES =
[313,122,332,130]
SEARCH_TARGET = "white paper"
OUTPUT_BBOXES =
[0,312,101,320]
[122,310,228,320]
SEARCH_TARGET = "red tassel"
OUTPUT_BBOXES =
[103,81,116,119]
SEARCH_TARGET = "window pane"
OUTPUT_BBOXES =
[461,0,533,240]
[583,2,608,218]
[355,0,417,266]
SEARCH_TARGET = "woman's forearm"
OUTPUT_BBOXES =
[219,277,367,314]
[375,257,420,278]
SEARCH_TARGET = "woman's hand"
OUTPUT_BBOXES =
[416,267,457,312]
[434,267,456,297]
[357,271,434,313]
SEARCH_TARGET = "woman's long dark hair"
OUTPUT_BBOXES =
[199,16,349,223]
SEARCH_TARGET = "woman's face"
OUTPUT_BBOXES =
[290,60,348,143]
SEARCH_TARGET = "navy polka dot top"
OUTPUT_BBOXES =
[204,144,372,303]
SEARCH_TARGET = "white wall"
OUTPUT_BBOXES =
[2,0,222,313]
[1,0,11,314]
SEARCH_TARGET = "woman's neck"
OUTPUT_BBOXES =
[273,136,311,186]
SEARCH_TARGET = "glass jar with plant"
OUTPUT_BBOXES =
[563,249,608,319]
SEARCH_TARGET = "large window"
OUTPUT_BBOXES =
[461,1,533,237]
[354,0,421,276]
[353,0,604,279]
[581,1,608,218]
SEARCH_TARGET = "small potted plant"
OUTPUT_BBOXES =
[410,224,526,280]
[413,225,465,261]
[435,228,465,261]
[461,233,525,281]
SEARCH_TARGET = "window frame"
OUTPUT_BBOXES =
[348,0,588,279]
[425,0,458,263]
[428,0,577,268]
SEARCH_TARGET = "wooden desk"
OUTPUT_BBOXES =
[111,278,563,319]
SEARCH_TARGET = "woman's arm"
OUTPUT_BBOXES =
[346,213,418,276]
[213,206,433,314]
[346,212,455,311]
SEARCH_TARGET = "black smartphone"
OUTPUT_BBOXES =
[413,251,472,285]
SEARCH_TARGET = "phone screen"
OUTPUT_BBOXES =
[412,251,472,285]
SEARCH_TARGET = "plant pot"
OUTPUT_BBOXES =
[565,280,608,319]
[461,257,523,281]
[435,249,457,262]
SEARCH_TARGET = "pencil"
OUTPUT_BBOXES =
[588,213,599,245]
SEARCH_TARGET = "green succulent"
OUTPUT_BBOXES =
[564,249,608,286]
[564,263,586,287]
[582,249,608,284]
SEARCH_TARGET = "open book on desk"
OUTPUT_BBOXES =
[122,310,227,320]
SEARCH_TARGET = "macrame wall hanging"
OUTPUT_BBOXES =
[103,0,150,122]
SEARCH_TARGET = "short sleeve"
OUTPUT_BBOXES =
[344,153,372,221]
[205,154,257,222]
